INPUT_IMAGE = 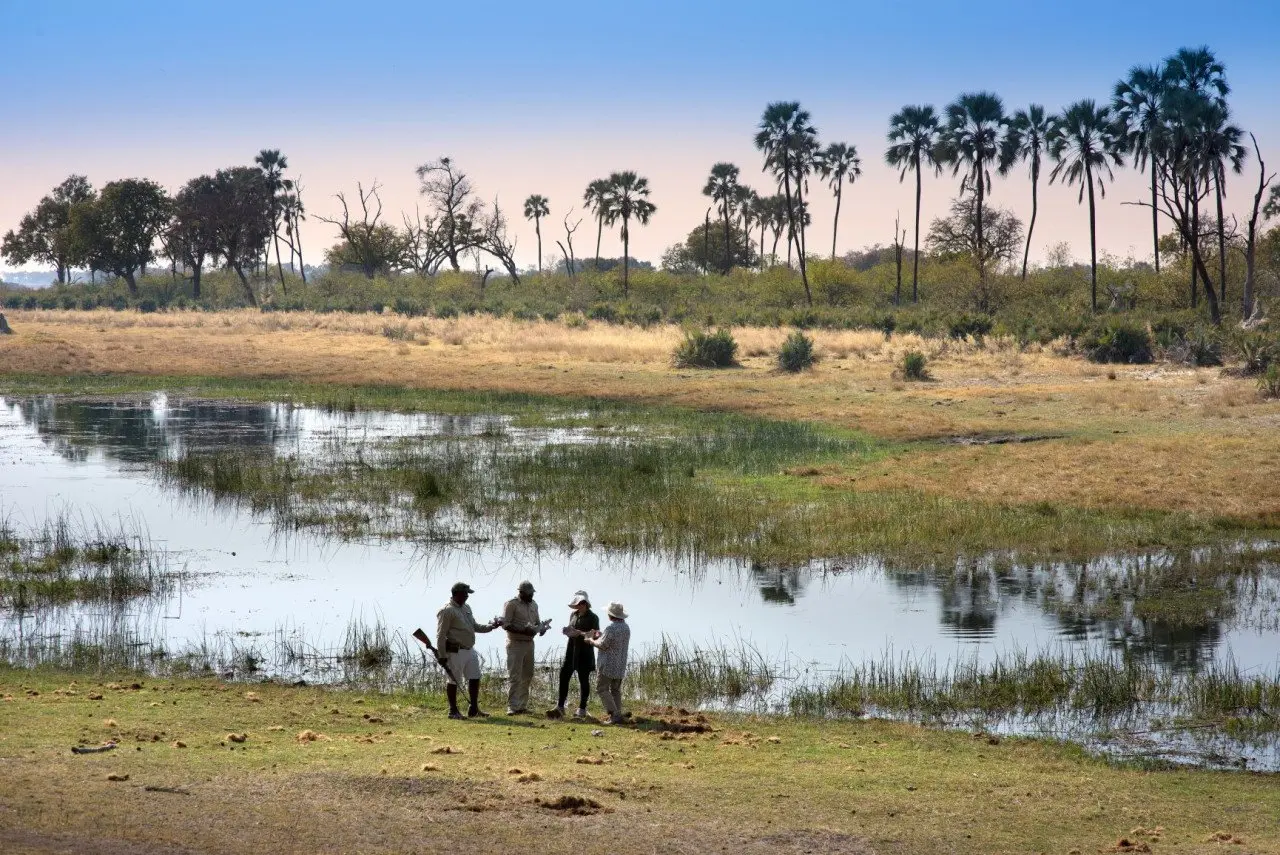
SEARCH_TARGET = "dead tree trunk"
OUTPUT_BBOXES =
[1243,134,1275,322]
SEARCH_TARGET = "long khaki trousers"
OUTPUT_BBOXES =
[597,674,623,718]
[507,642,535,711]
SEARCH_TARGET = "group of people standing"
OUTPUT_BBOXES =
[434,581,632,724]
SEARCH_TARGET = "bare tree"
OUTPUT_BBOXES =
[477,198,520,284]
[415,157,484,271]
[559,209,582,278]
[892,213,907,306]
[1243,133,1276,322]
[316,182,406,278]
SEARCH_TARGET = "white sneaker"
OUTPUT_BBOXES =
[573,708,587,718]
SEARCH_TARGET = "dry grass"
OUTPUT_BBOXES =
[2,309,1279,520]
[2,672,1279,855]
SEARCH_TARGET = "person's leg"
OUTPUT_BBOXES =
[446,683,461,717]
[602,677,623,722]
[506,645,520,712]
[464,651,487,717]
[556,660,573,710]
[596,673,618,717]
[518,644,534,711]
[577,667,591,713]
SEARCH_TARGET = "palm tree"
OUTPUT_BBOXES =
[755,101,817,305]
[999,105,1054,280]
[1048,100,1124,312]
[1197,103,1246,304]
[1164,47,1230,304]
[1113,64,1168,273]
[734,185,757,264]
[582,179,610,270]
[523,194,550,273]
[936,92,1007,286]
[599,171,655,298]
[702,163,741,274]
[885,105,940,302]
[815,142,861,259]
[254,148,293,290]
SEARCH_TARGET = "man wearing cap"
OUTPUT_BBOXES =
[502,581,547,715]
[587,602,631,724]
[436,582,500,719]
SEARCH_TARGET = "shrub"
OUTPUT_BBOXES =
[901,350,929,380]
[947,313,994,341]
[673,328,738,368]
[777,331,817,372]
[1081,320,1153,364]
[587,303,618,323]
[1181,327,1224,367]
[1236,334,1277,376]
[137,298,158,314]
[1259,365,1280,399]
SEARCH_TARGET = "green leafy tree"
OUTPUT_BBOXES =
[599,171,656,298]
[78,178,171,295]
[702,162,741,273]
[815,142,861,259]
[207,167,273,305]
[661,222,757,273]
[1113,64,1168,273]
[169,174,220,298]
[2,175,96,284]
[999,105,1054,281]
[582,179,610,271]
[935,92,1007,286]
[755,101,817,305]
[885,105,940,302]
[1048,100,1124,312]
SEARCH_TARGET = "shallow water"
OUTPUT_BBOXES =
[4,393,1277,685]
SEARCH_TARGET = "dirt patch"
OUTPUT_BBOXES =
[537,794,606,815]
[736,830,874,854]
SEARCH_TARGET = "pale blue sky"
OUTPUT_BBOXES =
[3,1,1278,269]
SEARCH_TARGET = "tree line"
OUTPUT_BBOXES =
[4,45,1277,325]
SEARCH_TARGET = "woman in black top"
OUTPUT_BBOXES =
[552,590,599,717]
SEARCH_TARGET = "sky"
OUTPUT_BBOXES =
[2,0,1279,274]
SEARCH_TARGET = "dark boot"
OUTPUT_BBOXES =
[446,684,463,719]
[467,679,487,717]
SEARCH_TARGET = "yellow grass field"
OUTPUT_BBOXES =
[2,308,1278,520]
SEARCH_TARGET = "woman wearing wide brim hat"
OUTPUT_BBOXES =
[547,590,599,719]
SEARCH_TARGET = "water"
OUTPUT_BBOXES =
[2,393,1279,767]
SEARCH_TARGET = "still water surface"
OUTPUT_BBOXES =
[3,393,1277,685]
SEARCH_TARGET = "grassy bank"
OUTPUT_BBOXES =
[1,309,1277,527]
[1,669,1277,855]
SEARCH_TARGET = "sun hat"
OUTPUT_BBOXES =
[606,602,628,620]
[451,582,475,595]
[568,590,590,608]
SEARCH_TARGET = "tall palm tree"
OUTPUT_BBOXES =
[1113,64,1168,273]
[936,92,1007,286]
[702,163,741,274]
[1164,47,1230,304]
[999,105,1054,280]
[254,148,293,290]
[1197,103,1246,303]
[815,142,861,259]
[522,194,550,273]
[755,101,817,305]
[582,179,610,270]
[734,185,757,264]
[885,105,940,302]
[1048,100,1124,312]
[599,171,655,298]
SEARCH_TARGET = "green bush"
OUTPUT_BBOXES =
[1081,320,1153,364]
[1259,365,1280,399]
[947,313,994,341]
[137,298,159,314]
[1236,333,1277,375]
[673,328,738,368]
[901,350,929,380]
[777,331,817,372]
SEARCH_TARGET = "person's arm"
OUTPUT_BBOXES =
[588,623,612,650]
[435,609,451,659]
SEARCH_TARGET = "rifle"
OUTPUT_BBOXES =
[412,627,461,685]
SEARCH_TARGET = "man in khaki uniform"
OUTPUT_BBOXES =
[436,581,500,719]
[502,581,548,715]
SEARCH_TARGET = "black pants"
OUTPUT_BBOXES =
[557,661,592,709]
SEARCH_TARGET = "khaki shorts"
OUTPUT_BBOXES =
[443,648,481,685]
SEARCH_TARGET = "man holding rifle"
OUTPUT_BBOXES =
[435,582,500,719]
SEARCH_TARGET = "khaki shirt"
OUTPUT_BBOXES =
[502,597,541,645]
[436,600,490,654]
